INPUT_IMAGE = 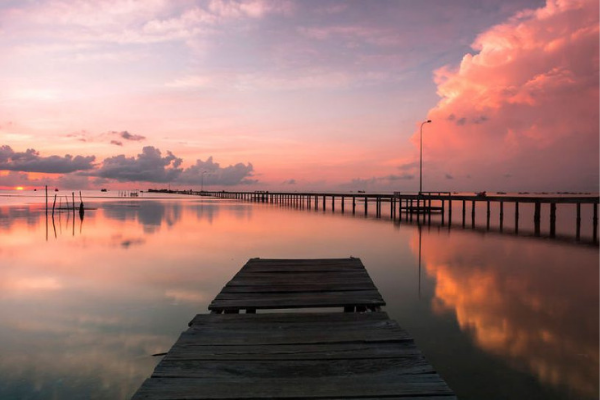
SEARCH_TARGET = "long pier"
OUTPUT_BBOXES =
[132,258,455,399]
[173,190,598,243]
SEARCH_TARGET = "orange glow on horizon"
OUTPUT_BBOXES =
[15,186,24,191]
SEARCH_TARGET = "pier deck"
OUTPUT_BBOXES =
[209,257,385,313]
[132,258,454,400]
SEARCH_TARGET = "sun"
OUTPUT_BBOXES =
[15,186,24,191]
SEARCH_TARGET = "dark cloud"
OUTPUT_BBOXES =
[447,114,456,121]
[473,115,489,124]
[398,161,418,171]
[445,173,454,180]
[110,140,123,146]
[0,145,96,173]
[283,179,296,185]
[456,117,467,126]
[178,156,256,186]
[96,146,182,183]
[115,131,146,141]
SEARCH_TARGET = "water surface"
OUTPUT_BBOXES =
[0,191,597,399]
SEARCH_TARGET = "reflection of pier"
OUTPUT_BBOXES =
[194,191,599,243]
[133,258,455,399]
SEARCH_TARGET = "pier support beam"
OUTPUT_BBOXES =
[534,201,541,236]
[550,203,557,237]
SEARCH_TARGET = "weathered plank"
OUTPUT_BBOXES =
[212,291,383,308]
[133,374,453,399]
[164,341,422,361]
[217,282,378,293]
[152,357,435,379]
[208,296,384,310]
[188,311,392,326]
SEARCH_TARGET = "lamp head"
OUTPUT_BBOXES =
[426,119,432,123]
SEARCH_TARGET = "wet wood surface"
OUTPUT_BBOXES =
[132,258,454,399]
[209,258,385,313]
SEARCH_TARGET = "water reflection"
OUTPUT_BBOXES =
[0,199,250,399]
[0,196,597,400]
[413,232,599,398]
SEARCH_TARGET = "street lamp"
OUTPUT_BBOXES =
[201,171,207,192]
[419,119,432,194]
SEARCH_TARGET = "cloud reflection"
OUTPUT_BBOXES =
[413,233,599,398]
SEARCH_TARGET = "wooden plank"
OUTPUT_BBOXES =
[213,290,383,302]
[218,283,378,293]
[152,357,436,379]
[230,271,372,280]
[188,311,392,326]
[132,374,453,399]
[164,341,422,361]
[208,296,385,310]
[224,277,375,286]
[179,325,409,345]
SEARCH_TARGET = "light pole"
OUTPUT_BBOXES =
[419,119,432,194]
[201,171,207,192]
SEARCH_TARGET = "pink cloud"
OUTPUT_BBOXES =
[418,0,599,191]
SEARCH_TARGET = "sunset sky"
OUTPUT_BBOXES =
[0,0,598,192]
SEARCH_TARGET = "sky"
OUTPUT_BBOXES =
[0,0,598,192]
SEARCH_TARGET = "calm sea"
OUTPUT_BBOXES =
[0,190,597,399]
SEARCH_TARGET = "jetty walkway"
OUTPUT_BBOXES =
[132,258,455,399]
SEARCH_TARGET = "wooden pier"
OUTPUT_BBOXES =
[132,258,455,399]
[185,190,598,243]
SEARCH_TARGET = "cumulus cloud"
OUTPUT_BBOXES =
[96,146,182,183]
[178,156,256,186]
[0,145,96,173]
[418,0,599,191]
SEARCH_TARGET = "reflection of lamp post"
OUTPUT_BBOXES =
[419,120,432,194]
[201,171,207,192]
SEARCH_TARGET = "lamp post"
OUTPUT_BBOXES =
[419,119,432,194]
[201,171,207,192]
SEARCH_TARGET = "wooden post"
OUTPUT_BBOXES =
[341,196,345,213]
[576,203,581,240]
[352,196,356,214]
[332,196,335,212]
[409,199,413,222]
[427,197,432,225]
[462,200,466,227]
[390,196,394,219]
[448,196,452,225]
[515,202,519,234]
[323,195,326,211]
[499,201,504,231]
[441,199,445,226]
[534,201,541,236]
[593,203,598,243]
[486,201,490,230]
[471,200,476,228]
[549,203,557,237]
[364,196,368,216]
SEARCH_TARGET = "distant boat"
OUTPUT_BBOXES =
[100,188,108,192]
[54,188,59,192]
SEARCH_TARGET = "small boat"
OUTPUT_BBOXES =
[476,191,487,197]
[54,188,59,192]
[100,188,108,192]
